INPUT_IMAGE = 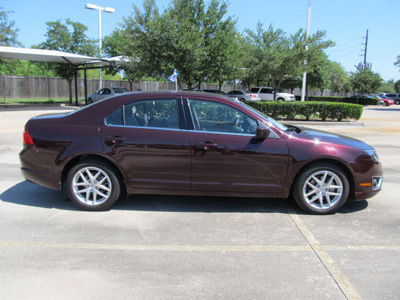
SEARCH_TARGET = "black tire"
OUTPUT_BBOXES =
[88,98,94,104]
[292,163,350,215]
[396,100,400,105]
[66,159,121,211]
[277,98,284,101]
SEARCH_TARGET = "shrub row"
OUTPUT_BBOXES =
[246,101,363,121]
[294,95,380,105]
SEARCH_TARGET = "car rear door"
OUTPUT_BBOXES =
[100,97,191,191]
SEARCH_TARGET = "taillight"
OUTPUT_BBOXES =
[250,94,257,98]
[23,126,34,146]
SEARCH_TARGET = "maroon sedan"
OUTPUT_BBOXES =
[20,91,383,214]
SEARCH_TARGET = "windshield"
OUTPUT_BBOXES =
[236,101,288,131]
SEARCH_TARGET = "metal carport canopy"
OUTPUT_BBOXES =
[0,46,97,64]
[0,46,128,66]
[0,46,129,104]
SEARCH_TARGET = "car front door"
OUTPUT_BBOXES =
[186,98,289,195]
[100,97,191,191]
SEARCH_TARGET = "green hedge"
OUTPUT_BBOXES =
[246,101,363,121]
[294,95,380,106]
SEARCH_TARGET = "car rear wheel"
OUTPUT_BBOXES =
[88,98,93,104]
[292,163,349,214]
[66,160,121,211]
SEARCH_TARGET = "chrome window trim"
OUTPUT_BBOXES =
[105,123,185,132]
[188,129,254,137]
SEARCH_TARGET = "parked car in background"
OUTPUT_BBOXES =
[227,90,261,101]
[378,93,400,104]
[202,89,228,96]
[20,91,382,214]
[88,87,130,103]
[375,95,395,106]
[250,87,296,101]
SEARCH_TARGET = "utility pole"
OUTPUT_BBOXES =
[300,0,312,101]
[362,29,368,69]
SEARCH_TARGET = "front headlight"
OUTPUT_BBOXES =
[365,149,379,163]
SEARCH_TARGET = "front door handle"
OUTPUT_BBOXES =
[195,142,218,151]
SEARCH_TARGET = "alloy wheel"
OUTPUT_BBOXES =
[72,166,112,206]
[302,170,343,210]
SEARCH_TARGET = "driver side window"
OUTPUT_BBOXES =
[189,99,258,134]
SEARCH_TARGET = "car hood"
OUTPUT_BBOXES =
[294,127,373,150]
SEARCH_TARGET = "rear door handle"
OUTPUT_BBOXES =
[105,136,127,145]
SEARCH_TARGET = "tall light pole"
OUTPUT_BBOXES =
[300,0,311,101]
[85,3,115,89]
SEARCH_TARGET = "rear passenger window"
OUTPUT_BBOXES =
[105,99,179,129]
[125,99,178,128]
[105,107,123,126]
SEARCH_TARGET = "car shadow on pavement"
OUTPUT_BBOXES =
[0,181,78,211]
[1,180,369,214]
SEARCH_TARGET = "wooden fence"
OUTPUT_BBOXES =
[0,75,349,101]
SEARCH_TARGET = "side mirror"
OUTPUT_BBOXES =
[255,126,270,140]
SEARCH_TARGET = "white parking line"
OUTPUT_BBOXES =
[287,209,362,300]
[1,240,398,252]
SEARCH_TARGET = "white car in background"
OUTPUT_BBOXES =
[251,87,296,101]
[227,90,261,101]
[88,87,130,103]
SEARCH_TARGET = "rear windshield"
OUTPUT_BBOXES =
[112,87,130,93]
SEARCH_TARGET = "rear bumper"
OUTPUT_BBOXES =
[19,147,62,191]
[21,167,61,191]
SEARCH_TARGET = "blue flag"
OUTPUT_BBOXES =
[167,69,179,83]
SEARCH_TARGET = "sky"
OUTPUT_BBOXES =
[1,0,399,81]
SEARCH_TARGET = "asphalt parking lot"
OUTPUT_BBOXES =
[0,104,399,299]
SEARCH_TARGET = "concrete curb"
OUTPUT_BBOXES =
[282,120,365,128]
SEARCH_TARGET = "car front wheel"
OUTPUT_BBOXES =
[292,163,350,214]
[66,160,121,211]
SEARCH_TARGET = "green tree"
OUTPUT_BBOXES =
[201,0,240,89]
[306,52,331,96]
[111,0,241,89]
[394,79,400,93]
[0,8,20,46]
[0,8,23,74]
[379,79,395,93]
[395,55,400,70]
[327,61,349,95]
[244,23,333,99]
[350,67,383,95]
[37,19,97,102]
